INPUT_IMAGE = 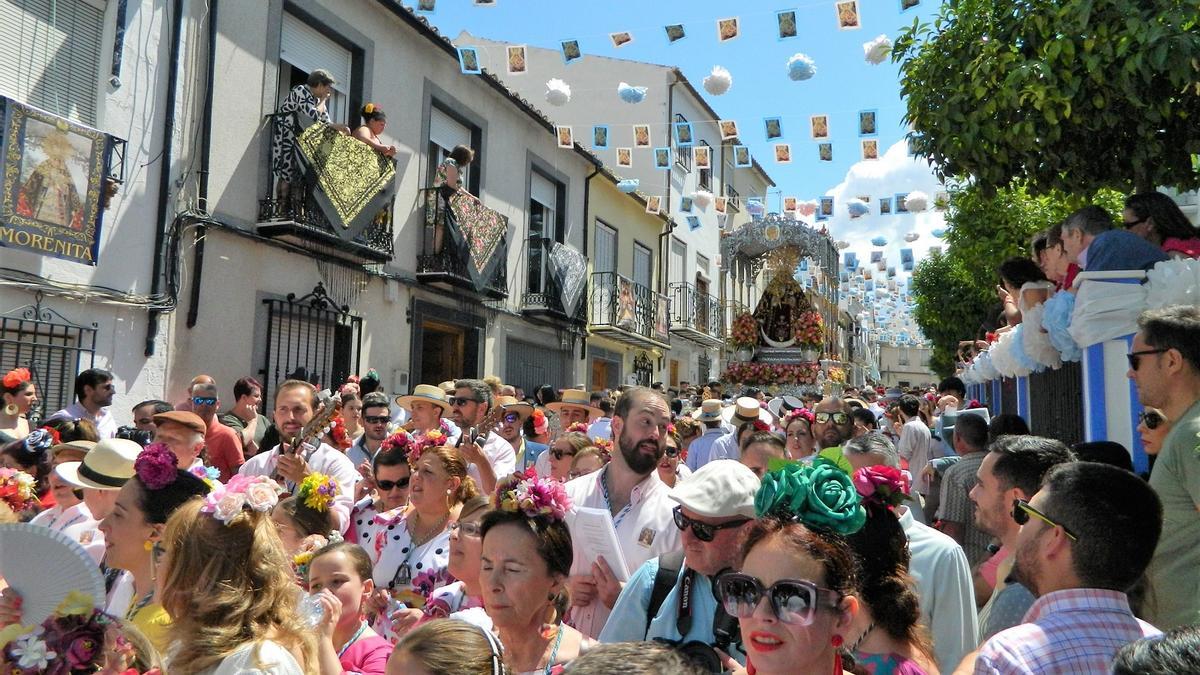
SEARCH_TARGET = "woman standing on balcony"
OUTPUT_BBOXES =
[431,144,477,253]
[353,103,397,159]
[271,69,351,213]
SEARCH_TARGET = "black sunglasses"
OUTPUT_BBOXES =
[1122,217,1146,229]
[1012,498,1078,541]
[1139,410,1166,430]
[672,506,748,543]
[363,415,390,425]
[377,476,411,491]
[1127,348,1168,370]
[714,572,842,626]
[551,448,577,460]
[449,396,483,406]
[664,445,680,458]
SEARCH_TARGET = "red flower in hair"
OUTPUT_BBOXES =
[2,368,31,389]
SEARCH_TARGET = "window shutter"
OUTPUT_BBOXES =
[0,0,104,125]
[633,244,652,289]
[530,171,557,209]
[280,12,352,94]
[594,222,616,274]
[429,106,470,152]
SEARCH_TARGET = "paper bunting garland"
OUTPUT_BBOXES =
[818,143,832,161]
[417,0,436,13]
[611,31,633,48]
[618,82,648,103]
[719,120,739,140]
[561,39,582,64]
[457,46,482,74]
[861,139,879,160]
[592,125,609,148]
[847,199,869,218]
[798,200,817,216]
[616,147,632,167]
[871,236,888,247]
[645,196,663,214]
[633,125,651,147]
[654,148,671,169]
[733,145,751,167]
[787,53,816,80]
[674,121,694,146]
[903,232,920,242]
[836,0,861,30]
[717,17,740,42]
[665,24,686,43]
[545,79,571,106]
[556,126,573,148]
[703,66,733,96]
[858,110,878,137]
[505,45,528,75]
[810,115,830,139]
[774,144,792,164]
[777,9,798,39]
[764,117,783,140]
[864,35,892,64]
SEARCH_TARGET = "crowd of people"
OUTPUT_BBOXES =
[0,302,1198,674]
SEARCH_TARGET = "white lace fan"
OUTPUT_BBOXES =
[0,522,105,625]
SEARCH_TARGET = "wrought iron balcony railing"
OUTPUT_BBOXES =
[589,271,670,349]
[521,237,586,324]
[417,188,508,299]
[669,282,725,348]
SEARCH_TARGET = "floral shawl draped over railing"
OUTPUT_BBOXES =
[445,192,509,293]
[295,120,397,239]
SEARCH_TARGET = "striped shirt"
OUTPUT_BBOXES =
[974,588,1159,674]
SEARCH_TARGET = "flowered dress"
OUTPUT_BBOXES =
[271,84,332,183]
[346,497,402,549]
[420,580,484,623]
[369,510,454,642]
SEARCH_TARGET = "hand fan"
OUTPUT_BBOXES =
[0,522,105,626]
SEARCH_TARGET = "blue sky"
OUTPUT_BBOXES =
[420,0,943,202]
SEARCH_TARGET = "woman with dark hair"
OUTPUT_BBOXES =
[353,103,397,158]
[534,384,558,408]
[431,144,478,253]
[481,472,593,673]
[1124,191,1200,259]
[783,408,817,460]
[845,467,937,674]
[996,257,1052,329]
[713,460,866,675]
[0,367,37,442]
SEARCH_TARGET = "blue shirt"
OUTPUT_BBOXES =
[1084,229,1168,272]
[685,427,729,471]
[599,557,746,665]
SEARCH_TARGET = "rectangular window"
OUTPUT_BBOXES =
[279,12,353,124]
[0,0,105,125]
[698,141,712,191]
[594,221,617,274]
[673,113,692,172]
[633,242,653,289]
[725,184,741,212]
[528,169,563,294]
[428,104,475,187]
[670,238,687,285]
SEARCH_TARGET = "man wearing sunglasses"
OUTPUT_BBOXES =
[599,460,758,666]
[449,378,514,497]
[975,462,1163,673]
[347,392,393,475]
[189,380,244,481]
[1128,305,1200,630]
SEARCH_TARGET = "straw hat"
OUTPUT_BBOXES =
[51,440,96,464]
[395,384,452,414]
[546,389,602,421]
[722,397,771,425]
[692,399,724,421]
[56,438,141,490]
[437,381,457,395]
[494,396,533,423]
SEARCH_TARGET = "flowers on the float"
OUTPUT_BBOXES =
[721,361,821,386]
[827,366,847,384]
[0,468,38,513]
[134,444,178,490]
[2,368,31,389]
[298,473,338,512]
[852,465,911,510]
[200,475,282,525]
[793,311,825,347]
[729,312,758,351]
[755,458,866,536]
[493,469,572,522]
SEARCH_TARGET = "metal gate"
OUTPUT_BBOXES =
[1028,361,1084,447]
[506,339,568,395]
[261,283,361,403]
[0,294,97,416]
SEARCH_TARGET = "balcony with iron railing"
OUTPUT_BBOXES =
[256,113,394,263]
[668,282,725,348]
[521,237,587,324]
[417,188,508,299]
[589,272,671,350]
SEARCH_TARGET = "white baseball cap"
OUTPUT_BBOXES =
[669,460,761,520]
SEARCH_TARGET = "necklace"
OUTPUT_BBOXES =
[125,589,155,621]
[542,624,564,675]
[337,621,369,658]
[388,511,450,589]
[848,621,875,652]
[408,510,451,548]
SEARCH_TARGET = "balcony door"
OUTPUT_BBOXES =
[633,242,652,290]
[593,221,617,324]
[528,171,560,297]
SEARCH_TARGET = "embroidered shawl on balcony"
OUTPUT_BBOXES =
[445,192,508,293]
[295,122,397,240]
[549,242,587,318]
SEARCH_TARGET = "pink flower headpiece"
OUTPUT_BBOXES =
[531,409,548,435]
[566,422,589,435]
[591,436,613,462]
[135,444,179,490]
[492,469,572,522]
[785,408,815,425]
[852,465,912,511]
[200,474,283,525]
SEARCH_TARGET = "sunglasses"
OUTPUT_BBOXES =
[664,445,680,458]
[1012,498,1077,541]
[1127,348,1167,371]
[813,412,849,425]
[377,477,410,491]
[551,448,577,460]
[672,506,748,543]
[714,573,842,626]
[449,396,483,407]
[450,521,482,537]
[192,396,217,406]
[1139,410,1166,430]
[363,415,390,425]
[1122,217,1147,229]
[503,412,521,425]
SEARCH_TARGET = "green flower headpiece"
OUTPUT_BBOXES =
[755,458,866,536]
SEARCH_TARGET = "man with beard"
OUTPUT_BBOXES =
[811,396,855,472]
[974,462,1163,673]
[969,435,1074,640]
[50,368,118,439]
[563,386,683,638]
[347,391,392,473]
[449,378,513,496]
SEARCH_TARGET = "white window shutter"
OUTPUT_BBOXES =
[281,13,352,93]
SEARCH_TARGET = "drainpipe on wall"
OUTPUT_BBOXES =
[580,165,600,361]
[186,0,219,329]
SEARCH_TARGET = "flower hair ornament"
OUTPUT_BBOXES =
[565,422,589,435]
[1,368,31,390]
[755,458,866,536]
[0,467,38,513]
[785,408,816,426]
[852,465,912,511]
[293,529,344,586]
[297,472,339,512]
[531,409,548,436]
[187,464,221,487]
[412,426,449,458]
[200,475,283,526]
[21,428,57,460]
[134,444,179,490]
[492,469,572,522]
[327,415,352,450]
[590,437,613,463]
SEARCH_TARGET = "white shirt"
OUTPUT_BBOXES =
[707,431,742,464]
[586,417,612,440]
[467,432,516,488]
[898,506,978,670]
[30,501,104,564]
[897,418,933,494]
[684,427,729,471]
[49,402,118,439]
[563,466,683,638]
[191,640,303,675]
[534,448,552,478]
[238,442,360,533]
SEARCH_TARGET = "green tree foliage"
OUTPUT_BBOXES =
[911,181,1123,376]
[893,0,1200,195]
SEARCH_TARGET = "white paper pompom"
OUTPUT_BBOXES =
[617,82,648,103]
[863,35,892,65]
[847,199,869,218]
[787,53,817,81]
[545,79,571,106]
[691,190,714,210]
[905,191,930,212]
[703,66,733,96]
[903,232,920,242]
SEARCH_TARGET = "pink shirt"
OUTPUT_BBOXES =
[339,634,392,675]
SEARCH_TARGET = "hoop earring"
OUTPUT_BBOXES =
[3,403,17,416]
